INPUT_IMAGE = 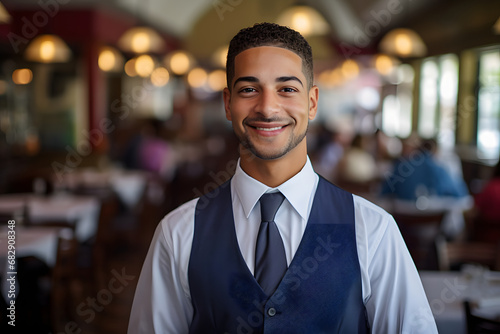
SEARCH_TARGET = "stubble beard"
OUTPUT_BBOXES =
[236,122,308,160]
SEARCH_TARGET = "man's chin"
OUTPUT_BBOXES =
[240,145,286,161]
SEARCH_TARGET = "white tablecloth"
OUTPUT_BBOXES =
[57,168,148,208]
[420,270,500,334]
[377,196,473,238]
[0,226,62,266]
[0,226,64,300]
[0,193,100,241]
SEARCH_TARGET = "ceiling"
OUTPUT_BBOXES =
[1,0,499,63]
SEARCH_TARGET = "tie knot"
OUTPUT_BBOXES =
[259,192,285,223]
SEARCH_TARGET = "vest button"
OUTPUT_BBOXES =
[267,307,277,317]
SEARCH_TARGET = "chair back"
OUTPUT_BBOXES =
[465,300,500,333]
[392,211,445,270]
[436,236,500,271]
[51,228,80,331]
[471,217,500,244]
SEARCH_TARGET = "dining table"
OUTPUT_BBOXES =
[0,192,100,242]
[55,167,148,209]
[420,269,500,333]
[376,195,474,239]
[0,225,68,301]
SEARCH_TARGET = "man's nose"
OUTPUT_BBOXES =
[255,89,280,117]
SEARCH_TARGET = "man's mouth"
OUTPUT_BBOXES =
[255,126,284,131]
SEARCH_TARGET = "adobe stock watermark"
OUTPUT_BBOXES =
[212,0,244,21]
[193,145,260,211]
[383,136,426,192]
[339,0,409,59]
[382,95,477,192]
[406,305,437,333]
[50,267,135,334]
[233,234,340,334]
[8,0,72,54]
[51,77,157,182]
[428,277,467,316]
[193,158,237,209]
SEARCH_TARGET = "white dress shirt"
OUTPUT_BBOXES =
[128,157,438,333]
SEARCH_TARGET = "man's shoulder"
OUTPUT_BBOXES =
[159,197,199,232]
[352,194,394,225]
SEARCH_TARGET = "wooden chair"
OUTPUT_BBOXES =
[470,217,500,244]
[464,300,500,333]
[90,193,120,289]
[0,205,29,225]
[392,211,446,270]
[436,236,500,271]
[26,218,77,231]
[50,228,81,332]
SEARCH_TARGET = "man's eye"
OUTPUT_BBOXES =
[281,87,297,93]
[240,88,256,93]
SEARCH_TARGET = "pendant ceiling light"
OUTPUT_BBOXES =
[98,46,125,72]
[24,34,71,63]
[118,26,165,54]
[379,28,427,58]
[0,2,11,23]
[164,50,195,76]
[276,5,329,37]
[493,17,500,34]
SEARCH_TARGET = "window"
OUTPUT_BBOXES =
[381,64,414,138]
[477,49,500,159]
[418,54,459,150]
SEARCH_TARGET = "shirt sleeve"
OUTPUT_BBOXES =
[127,200,196,334]
[354,196,438,333]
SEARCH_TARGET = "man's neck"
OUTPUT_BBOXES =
[239,141,308,188]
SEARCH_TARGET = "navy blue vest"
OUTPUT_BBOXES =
[188,177,369,334]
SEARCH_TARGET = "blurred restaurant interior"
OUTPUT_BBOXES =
[1,0,500,332]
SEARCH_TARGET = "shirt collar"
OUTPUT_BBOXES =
[232,157,318,220]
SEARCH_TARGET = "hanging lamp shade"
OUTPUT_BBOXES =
[493,17,500,34]
[118,26,165,54]
[0,2,11,23]
[212,45,228,68]
[98,46,125,72]
[12,68,33,85]
[276,6,329,37]
[379,28,427,58]
[373,54,400,76]
[24,34,71,63]
[164,50,195,76]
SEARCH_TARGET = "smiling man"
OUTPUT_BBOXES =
[128,23,437,334]
[225,44,317,187]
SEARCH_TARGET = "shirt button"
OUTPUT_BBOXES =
[267,307,276,317]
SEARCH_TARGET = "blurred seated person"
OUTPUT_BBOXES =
[380,135,471,237]
[122,118,176,181]
[380,135,469,201]
[427,138,466,189]
[335,133,378,197]
[474,158,500,222]
[313,125,353,183]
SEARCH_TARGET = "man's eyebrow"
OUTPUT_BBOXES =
[233,76,304,88]
[233,76,258,88]
[276,76,303,87]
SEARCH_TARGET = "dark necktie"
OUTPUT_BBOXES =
[254,192,287,296]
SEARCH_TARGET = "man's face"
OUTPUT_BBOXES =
[223,46,318,160]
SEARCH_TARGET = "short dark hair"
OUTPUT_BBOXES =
[226,22,314,90]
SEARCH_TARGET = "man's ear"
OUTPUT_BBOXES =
[223,87,232,121]
[308,85,319,120]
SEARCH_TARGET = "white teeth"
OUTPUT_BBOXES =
[256,126,283,131]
